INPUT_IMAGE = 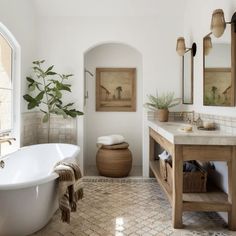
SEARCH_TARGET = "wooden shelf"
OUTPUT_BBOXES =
[150,160,230,212]
[183,184,230,212]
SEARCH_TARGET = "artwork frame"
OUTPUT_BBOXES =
[96,68,136,112]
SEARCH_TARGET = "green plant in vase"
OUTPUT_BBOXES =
[144,92,181,122]
[23,60,83,142]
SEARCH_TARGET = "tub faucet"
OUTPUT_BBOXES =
[0,137,16,145]
[0,138,15,169]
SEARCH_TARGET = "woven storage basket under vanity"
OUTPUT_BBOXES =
[163,160,207,193]
[96,142,132,178]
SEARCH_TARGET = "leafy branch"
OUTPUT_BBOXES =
[23,60,83,123]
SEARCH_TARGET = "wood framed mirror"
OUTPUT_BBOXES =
[182,49,193,104]
[203,16,236,106]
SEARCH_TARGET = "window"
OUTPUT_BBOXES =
[0,33,13,133]
[0,23,20,155]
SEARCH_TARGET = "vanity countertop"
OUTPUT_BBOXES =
[148,119,236,145]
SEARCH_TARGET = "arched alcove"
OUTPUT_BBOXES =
[0,23,21,152]
[83,42,143,176]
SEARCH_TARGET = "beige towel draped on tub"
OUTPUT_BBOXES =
[54,161,83,223]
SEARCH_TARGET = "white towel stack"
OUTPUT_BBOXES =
[97,134,125,145]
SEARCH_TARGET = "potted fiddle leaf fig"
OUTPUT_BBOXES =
[144,92,181,122]
[23,60,83,142]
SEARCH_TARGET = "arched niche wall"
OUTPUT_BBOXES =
[83,42,143,176]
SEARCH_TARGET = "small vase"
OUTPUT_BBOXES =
[158,109,169,122]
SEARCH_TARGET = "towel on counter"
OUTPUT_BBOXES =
[54,160,83,223]
[97,134,125,146]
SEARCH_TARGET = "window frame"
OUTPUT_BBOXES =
[0,23,21,148]
[0,33,14,134]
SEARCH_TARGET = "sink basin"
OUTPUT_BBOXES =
[164,122,187,127]
[163,122,194,132]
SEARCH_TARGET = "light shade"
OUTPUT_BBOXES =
[210,9,226,38]
[204,36,212,56]
[176,37,186,56]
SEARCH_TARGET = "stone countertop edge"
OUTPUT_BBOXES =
[147,119,236,146]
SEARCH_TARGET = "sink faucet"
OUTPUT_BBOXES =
[179,111,203,126]
[179,111,195,124]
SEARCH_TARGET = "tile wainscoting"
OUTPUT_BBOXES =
[22,112,77,146]
[148,111,236,134]
[197,113,236,134]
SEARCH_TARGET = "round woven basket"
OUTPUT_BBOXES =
[96,142,132,178]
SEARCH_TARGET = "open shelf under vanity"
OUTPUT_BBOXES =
[149,160,230,212]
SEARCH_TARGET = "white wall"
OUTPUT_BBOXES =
[0,0,36,107]
[33,0,186,174]
[183,0,236,222]
[84,43,142,170]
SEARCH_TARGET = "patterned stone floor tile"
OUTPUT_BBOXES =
[32,178,234,236]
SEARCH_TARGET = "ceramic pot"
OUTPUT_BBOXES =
[158,109,169,122]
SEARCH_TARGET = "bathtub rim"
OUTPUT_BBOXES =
[0,143,80,190]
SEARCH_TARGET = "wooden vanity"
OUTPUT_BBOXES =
[148,120,236,230]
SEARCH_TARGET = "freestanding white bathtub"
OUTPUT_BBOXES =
[0,143,80,236]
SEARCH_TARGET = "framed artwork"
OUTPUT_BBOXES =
[204,68,232,106]
[96,68,136,111]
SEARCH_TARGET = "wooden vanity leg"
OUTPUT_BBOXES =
[149,136,155,178]
[228,147,236,230]
[172,145,183,228]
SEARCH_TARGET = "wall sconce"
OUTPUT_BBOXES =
[210,9,236,38]
[176,37,197,57]
[204,35,212,56]
[210,9,226,38]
